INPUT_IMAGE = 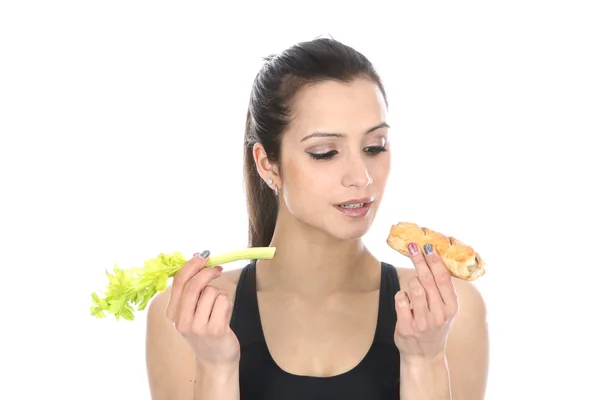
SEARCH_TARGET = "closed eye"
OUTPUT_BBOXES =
[307,150,338,160]
[307,145,388,161]
[364,145,388,156]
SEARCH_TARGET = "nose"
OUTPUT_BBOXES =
[341,157,373,188]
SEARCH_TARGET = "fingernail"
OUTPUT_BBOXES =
[194,250,210,259]
[396,291,408,305]
[424,243,433,255]
[408,242,419,255]
[215,266,223,272]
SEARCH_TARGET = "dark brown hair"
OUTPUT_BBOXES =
[243,37,388,249]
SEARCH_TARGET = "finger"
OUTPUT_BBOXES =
[167,250,211,320]
[418,276,446,323]
[173,266,223,330]
[407,242,432,277]
[423,243,458,310]
[408,277,429,331]
[206,292,233,333]
[194,285,228,326]
[394,290,414,336]
[407,242,445,314]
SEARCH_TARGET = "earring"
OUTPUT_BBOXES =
[267,177,273,185]
[274,186,279,196]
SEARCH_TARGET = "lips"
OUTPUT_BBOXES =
[334,201,373,218]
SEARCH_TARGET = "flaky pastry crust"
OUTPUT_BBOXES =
[386,222,486,281]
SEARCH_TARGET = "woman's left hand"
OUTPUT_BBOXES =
[394,242,459,361]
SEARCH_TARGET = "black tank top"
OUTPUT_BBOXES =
[230,261,401,399]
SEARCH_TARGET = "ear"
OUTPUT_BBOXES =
[252,142,280,189]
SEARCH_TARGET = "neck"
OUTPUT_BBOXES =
[255,209,377,298]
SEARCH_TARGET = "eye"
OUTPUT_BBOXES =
[364,145,388,156]
[307,150,338,160]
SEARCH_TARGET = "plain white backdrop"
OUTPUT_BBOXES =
[1,1,599,399]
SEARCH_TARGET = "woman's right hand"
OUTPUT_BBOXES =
[166,250,240,368]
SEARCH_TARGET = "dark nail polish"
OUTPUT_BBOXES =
[199,250,210,258]
[424,243,433,255]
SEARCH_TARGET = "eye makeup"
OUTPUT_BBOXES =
[306,142,388,161]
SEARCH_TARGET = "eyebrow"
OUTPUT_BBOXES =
[300,122,390,143]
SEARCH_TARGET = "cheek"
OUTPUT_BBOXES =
[281,159,333,212]
[370,152,391,180]
[377,158,391,182]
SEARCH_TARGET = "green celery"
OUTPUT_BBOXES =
[90,247,276,321]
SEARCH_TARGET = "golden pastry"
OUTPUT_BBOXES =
[386,222,486,281]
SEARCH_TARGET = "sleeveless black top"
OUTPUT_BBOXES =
[230,261,401,399]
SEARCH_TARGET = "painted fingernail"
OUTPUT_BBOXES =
[215,265,223,272]
[408,242,419,255]
[424,243,433,255]
[194,250,210,259]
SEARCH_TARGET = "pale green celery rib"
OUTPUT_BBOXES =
[204,247,276,268]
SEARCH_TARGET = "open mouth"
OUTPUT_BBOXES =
[338,203,365,209]
[334,198,375,217]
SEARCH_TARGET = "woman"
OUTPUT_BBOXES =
[146,38,489,399]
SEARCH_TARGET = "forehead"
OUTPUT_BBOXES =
[287,78,387,138]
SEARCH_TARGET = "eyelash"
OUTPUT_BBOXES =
[308,145,388,161]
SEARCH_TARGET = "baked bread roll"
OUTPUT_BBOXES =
[386,222,486,281]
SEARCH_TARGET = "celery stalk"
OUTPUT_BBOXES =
[204,247,276,268]
[90,247,276,321]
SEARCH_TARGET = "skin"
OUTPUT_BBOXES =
[145,78,489,399]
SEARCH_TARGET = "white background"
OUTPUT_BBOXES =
[1,1,599,399]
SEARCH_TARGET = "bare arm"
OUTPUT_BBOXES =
[398,279,488,399]
[445,279,489,399]
[146,286,240,400]
[193,362,240,400]
[398,278,489,399]
[397,262,489,400]
[146,287,198,399]
[400,353,452,399]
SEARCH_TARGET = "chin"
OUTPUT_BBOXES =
[342,218,375,236]
[331,226,371,241]
[322,210,377,241]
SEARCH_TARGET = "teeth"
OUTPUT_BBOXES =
[340,203,364,209]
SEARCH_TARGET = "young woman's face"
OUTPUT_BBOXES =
[278,77,391,241]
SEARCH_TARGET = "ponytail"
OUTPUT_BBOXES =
[243,109,279,249]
